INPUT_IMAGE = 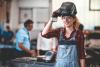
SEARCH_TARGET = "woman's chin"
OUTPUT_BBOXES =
[65,24,70,27]
[65,24,72,27]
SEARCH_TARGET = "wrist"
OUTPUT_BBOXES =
[48,17,54,23]
[29,50,32,54]
[25,49,32,55]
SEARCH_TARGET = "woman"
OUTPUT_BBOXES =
[42,2,85,67]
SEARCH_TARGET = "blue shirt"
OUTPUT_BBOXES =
[16,27,30,51]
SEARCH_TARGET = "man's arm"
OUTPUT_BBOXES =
[18,43,35,57]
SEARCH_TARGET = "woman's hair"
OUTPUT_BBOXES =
[79,24,84,30]
[73,16,80,30]
[55,2,80,30]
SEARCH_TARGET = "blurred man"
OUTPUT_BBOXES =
[16,19,36,58]
[2,26,14,44]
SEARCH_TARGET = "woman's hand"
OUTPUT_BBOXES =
[80,59,86,67]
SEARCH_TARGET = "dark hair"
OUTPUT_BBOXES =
[79,24,84,30]
[24,19,34,27]
[54,2,77,17]
[6,26,10,29]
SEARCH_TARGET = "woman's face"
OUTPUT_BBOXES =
[61,16,75,27]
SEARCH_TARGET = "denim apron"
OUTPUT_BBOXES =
[55,30,79,67]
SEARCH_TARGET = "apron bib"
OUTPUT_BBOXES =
[55,30,79,67]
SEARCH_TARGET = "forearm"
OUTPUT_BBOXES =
[18,43,31,54]
[42,18,53,35]
[80,59,86,67]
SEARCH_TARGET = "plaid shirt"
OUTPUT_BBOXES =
[41,28,85,59]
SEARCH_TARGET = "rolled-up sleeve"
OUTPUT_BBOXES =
[41,29,60,38]
[16,32,24,43]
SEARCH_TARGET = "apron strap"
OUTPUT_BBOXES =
[59,29,64,41]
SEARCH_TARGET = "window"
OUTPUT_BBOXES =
[19,8,33,23]
[89,0,100,11]
[33,7,49,30]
